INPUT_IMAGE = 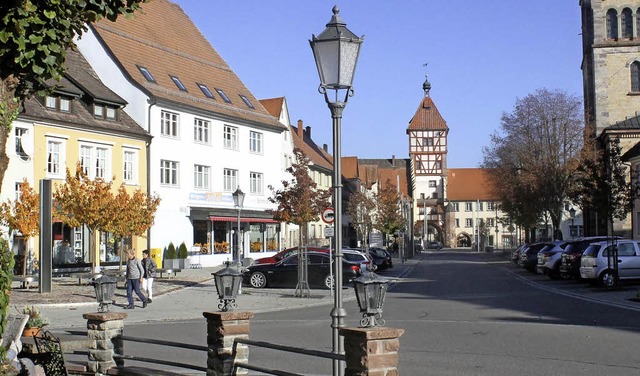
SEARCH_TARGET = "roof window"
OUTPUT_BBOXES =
[215,88,232,103]
[239,94,255,109]
[197,83,215,99]
[170,75,187,91]
[136,65,156,83]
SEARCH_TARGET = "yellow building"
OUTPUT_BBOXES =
[2,49,151,274]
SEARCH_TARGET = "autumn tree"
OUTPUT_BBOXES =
[374,179,404,245]
[269,148,331,297]
[482,88,584,241]
[347,189,376,250]
[0,179,39,275]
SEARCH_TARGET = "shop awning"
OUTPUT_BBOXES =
[209,216,278,223]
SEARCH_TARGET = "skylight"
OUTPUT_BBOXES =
[170,75,187,91]
[239,95,255,109]
[197,83,215,99]
[136,65,156,83]
[215,88,232,103]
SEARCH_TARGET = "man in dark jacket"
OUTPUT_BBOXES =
[124,249,147,309]
[141,249,157,303]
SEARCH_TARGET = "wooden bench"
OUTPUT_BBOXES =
[12,275,39,289]
[69,272,102,286]
[157,268,181,279]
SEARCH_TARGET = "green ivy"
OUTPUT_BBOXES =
[0,238,14,361]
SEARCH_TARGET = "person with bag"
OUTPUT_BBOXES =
[124,249,148,309]
[141,249,157,303]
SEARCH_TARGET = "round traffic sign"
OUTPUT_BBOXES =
[322,207,335,224]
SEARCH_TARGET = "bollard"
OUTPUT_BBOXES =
[203,311,254,376]
[83,312,127,375]
[340,326,405,376]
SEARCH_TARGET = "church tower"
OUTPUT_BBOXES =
[406,75,449,244]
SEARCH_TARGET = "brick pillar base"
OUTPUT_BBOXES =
[340,326,405,376]
[83,312,127,375]
[203,311,254,376]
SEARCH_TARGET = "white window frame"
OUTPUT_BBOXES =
[80,145,92,175]
[15,181,22,201]
[224,125,238,150]
[465,202,472,212]
[160,160,179,186]
[224,168,238,191]
[161,110,179,138]
[249,131,262,154]
[123,149,138,184]
[194,164,210,190]
[465,218,473,227]
[46,139,65,178]
[194,118,210,144]
[250,172,263,195]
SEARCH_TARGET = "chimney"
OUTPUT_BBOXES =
[392,155,395,166]
[323,143,328,152]
[297,119,304,137]
[305,126,311,138]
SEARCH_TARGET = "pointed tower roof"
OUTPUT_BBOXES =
[406,76,448,132]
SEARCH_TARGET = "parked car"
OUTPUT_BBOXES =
[559,236,620,280]
[510,244,526,264]
[342,249,374,272]
[427,241,443,250]
[368,247,393,271]
[243,251,361,289]
[536,240,568,278]
[579,239,640,287]
[253,246,328,265]
[518,242,547,272]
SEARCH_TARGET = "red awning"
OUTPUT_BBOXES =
[209,216,278,223]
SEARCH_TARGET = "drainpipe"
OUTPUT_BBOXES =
[146,98,156,252]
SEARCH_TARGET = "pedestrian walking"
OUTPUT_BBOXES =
[141,249,157,303]
[124,249,147,309]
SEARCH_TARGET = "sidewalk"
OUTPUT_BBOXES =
[11,255,422,330]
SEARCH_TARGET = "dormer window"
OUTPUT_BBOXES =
[45,95,72,113]
[94,103,118,120]
[197,83,215,99]
[137,65,156,83]
[215,88,232,103]
[170,75,187,91]
[239,94,255,109]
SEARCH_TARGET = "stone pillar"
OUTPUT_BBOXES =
[203,311,254,376]
[340,326,405,376]
[83,312,127,375]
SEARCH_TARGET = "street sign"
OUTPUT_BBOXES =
[321,207,335,224]
[324,226,334,237]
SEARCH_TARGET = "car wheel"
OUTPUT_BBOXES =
[324,274,334,289]
[600,270,618,288]
[249,271,267,288]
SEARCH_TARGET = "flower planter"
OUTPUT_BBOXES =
[22,327,42,337]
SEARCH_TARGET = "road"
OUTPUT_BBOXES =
[74,251,640,375]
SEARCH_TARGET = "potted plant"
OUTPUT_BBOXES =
[164,242,177,269]
[177,242,190,269]
[21,305,49,337]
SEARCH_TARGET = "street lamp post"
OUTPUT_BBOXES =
[569,207,576,239]
[232,187,245,267]
[310,6,363,376]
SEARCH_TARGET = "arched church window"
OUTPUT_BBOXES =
[607,9,619,39]
[631,61,640,92]
[622,8,633,39]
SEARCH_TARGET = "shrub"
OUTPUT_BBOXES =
[0,238,14,362]
[177,242,188,259]
[166,242,177,259]
[21,306,49,328]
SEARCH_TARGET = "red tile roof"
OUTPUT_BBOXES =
[406,96,448,132]
[342,157,359,179]
[378,168,409,197]
[447,168,497,201]
[93,0,284,130]
[259,97,285,120]
[290,120,333,171]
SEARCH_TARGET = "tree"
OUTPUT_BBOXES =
[347,189,376,250]
[482,88,584,241]
[373,179,404,245]
[269,148,331,297]
[0,179,39,275]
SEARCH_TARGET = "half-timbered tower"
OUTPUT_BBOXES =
[406,76,449,245]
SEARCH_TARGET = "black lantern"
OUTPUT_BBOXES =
[91,274,117,312]
[353,270,389,327]
[212,261,243,311]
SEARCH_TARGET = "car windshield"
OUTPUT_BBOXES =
[370,249,385,257]
[582,244,600,257]
[343,253,364,262]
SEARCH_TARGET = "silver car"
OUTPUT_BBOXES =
[579,239,640,287]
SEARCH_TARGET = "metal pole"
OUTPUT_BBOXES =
[236,209,241,266]
[329,101,345,376]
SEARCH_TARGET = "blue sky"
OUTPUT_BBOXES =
[174,0,583,168]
